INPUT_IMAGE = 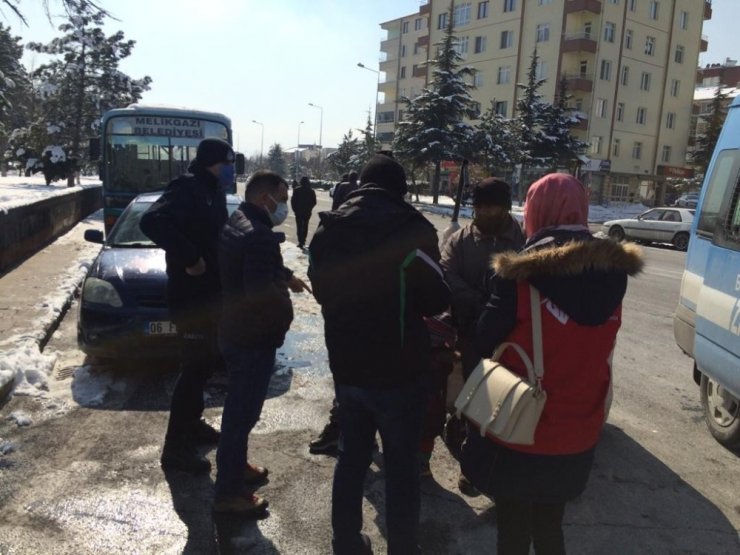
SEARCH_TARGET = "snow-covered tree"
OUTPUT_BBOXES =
[473,100,513,174]
[692,83,729,174]
[327,129,361,176]
[350,113,378,170]
[1,0,110,26]
[393,2,478,203]
[266,143,287,177]
[541,76,587,172]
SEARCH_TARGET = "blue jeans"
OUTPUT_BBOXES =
[332,380,426,555]
[215,338,276,497]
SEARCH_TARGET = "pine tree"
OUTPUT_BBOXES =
[393,2,478,204]
[541,77,587,172]
[266,143,287,177]
[350,113,378,169]
[473,100,513,174]
[0,22,29,174]
[692,83,729,175]
[326,129,361,176]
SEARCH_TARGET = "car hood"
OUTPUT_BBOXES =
[90,247,167,283]
[603,218,635,226]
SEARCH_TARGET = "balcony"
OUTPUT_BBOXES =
[419,2,430,15]
[573,112,589,130]
[700,34,708,53]
[413,64,427,78]
[565,0,601,15]
[381,37,398,54]
[418,35,429,47]
[562,32,598,53]
[704,1,712,20]
[564,73,594,92]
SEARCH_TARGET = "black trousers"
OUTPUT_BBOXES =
[495,498,567,555]
[295,212,311,246]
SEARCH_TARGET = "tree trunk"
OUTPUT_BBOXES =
[70,40,86,187]
[432,160,441,204]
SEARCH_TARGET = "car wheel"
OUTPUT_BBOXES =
[608,226,625,241]
[673,232,690,251]
[700,374,740,449]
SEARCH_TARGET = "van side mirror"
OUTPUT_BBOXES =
[89,138,101,161]
[235,153,246,175]
[84,229,104,244]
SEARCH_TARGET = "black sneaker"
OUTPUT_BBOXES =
[190,419,220,445]
[161,441,211,473]
[309,422,340,454]
[332,532,372,555]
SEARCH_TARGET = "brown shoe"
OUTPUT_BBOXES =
[245,463,269,485]
[213,492,269,516]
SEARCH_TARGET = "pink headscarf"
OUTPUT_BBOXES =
[523,173,589,237]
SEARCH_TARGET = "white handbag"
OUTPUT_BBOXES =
[454,286,547,446]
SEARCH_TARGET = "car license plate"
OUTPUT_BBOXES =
[145,321,177,335]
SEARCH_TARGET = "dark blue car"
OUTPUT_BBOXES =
[77,192,241,359]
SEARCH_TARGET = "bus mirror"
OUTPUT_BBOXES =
[89,138,101,161]
[235,153,246,175]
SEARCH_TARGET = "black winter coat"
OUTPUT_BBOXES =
[218,202,294,349]
[308,186,451,389]
[291,184,317,215]
[139,164,227,320]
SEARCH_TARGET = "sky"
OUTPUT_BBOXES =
[4,0,739,157]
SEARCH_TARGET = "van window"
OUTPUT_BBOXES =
[722,183,740,248]
[697,149,740,238]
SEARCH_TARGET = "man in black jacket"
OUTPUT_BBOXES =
[309,154,450,555]
[140,137,234,473]
[331,170,358,210]
[290,176,317,248]
[214,170,310,515]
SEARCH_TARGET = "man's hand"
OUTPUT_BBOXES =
[185,257,206,276]
[287,275,312,294]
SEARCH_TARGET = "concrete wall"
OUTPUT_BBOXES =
[0,186,102,274]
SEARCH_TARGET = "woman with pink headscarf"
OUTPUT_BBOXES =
[461,173,643,554]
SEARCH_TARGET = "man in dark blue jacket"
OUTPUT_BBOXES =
[214,170,310,515]
[140,137,234,473]
[309,154,450,555]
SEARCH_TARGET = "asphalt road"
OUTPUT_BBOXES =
[0,194,738,553]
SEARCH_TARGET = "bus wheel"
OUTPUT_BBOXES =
[700,374,740,449]
[609,226,625,242]
[673,232,689,251]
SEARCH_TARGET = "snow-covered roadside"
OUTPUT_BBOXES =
[0,175,101,214]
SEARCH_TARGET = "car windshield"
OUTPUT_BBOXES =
[107,199,241,247]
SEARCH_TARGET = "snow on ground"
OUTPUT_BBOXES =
[0,174,101,214]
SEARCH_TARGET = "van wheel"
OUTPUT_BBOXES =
[700,374,740,448]
[673,232,690,251]
[608,226,625,241]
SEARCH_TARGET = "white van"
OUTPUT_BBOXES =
[674,96,740,448]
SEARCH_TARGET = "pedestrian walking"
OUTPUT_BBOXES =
[214,170,310,515]
[139,137,235,473]
[461,173,643,554]
[291,176,317,248]
[308,154,450,554]
[331,170,359,210]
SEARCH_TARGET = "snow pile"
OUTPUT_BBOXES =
[0,174,101,214]
[589,202,651,223]
[71,366,124,407]
[8,410,33,427]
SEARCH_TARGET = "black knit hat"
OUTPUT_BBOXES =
[360,154,407,196]
[472,177,512,208]
[196,137,235,167]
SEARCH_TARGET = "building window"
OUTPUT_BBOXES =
[632,142,642,159]
[584,22,592,39]
[666,112,675,129]
[401,44,406,57]
[579,60,588,77]
[675,45,684,64]
[629,0,636,11]
[495,100,508,116]
[640,71,651,91]
[591,136,603,155]
[471,101,481,116]
[454,3,472,26]
[497,65,511,84]
[625,29,633,49]
[608,0,619,4]
[600,60,612,81]
[680,10,688,30]
[402,21,409,34]
[478,1,489,19]
[414,43,420,55]
[398,109,404,121]
[504,0,516,12]
[400,66,406,78]
[662,145,672,163]
[414,18,423,31]
[671,79,680,97]
[536,61,548,80]
[438,13,448,29]
[538,0,552,4]
[454,36,470,55]
[604,22,616,43]
[613,138,621,157]
[616,102,624,121]
[473,72,483,87]
[645,36,656,56]
[636,107,647,125]
[474,35,487,53]
[536,23,550,42]
[621,66,629,86]
[500,30,513,49]
[649,1,659,20]
[596,98,608,118]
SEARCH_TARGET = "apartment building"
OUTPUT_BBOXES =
[378,0,711,204]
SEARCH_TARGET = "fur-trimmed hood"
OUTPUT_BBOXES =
[492,238,644,280]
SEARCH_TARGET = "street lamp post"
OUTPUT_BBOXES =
[357,62,380,140]
[296,120,304,180]
[308,102,323,183]
[252,119,264,168]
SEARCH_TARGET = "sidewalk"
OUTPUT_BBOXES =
[0,210,103,399]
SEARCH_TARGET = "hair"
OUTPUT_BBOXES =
[245,170,287,200]
[348,171,358,182]
[300,176,310,186]
[472,177,512,209]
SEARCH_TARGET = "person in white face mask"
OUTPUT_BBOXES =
[214,170,310,516]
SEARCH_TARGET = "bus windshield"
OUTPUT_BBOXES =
[104,116,229,193]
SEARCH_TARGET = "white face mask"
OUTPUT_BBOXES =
[268,195,289,226]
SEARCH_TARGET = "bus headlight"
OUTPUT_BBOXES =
[82,277,123,308]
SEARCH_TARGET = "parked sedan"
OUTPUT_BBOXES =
[78,192,241,359]
[602,207,694,251]
[675,192,699,208]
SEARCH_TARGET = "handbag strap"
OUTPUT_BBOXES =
[491,342,536,384]
[529,286,544,383]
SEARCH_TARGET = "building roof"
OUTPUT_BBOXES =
[693,86,740,102]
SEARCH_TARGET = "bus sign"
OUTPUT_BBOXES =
[132,116,204,139]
